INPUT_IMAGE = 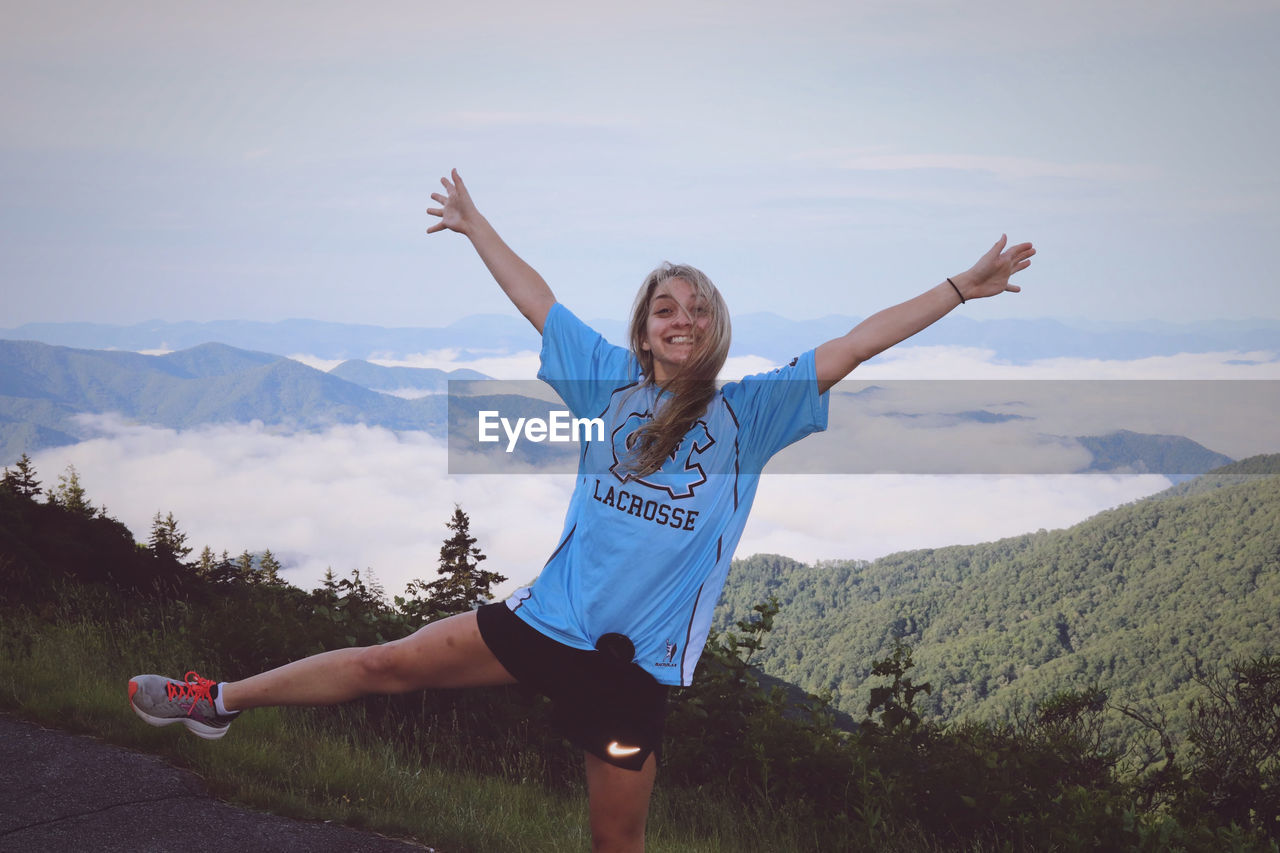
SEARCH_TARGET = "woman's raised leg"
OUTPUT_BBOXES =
[221,610,516,711]
[129,611,515,737]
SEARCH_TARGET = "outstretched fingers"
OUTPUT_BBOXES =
[425,169,477,236]
[426,173,460,234]
[1008,242,1036,274]
[1002,241,1035,291]
[426,189,445,232]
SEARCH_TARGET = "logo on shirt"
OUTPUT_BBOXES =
[609,412,715,499]
[655,639,679,668]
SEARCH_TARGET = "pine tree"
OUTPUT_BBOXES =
[259,548,285,586]
[196,545,217,578]
[1,454,42,500]
[409,506,505,617]
[49,464,94,516]
[235,549,256,584]
[211,549,236,584]
[149,511,193,564]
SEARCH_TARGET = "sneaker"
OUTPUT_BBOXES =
[128,671,238,740]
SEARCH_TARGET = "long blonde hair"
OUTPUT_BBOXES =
[623,262,731,476]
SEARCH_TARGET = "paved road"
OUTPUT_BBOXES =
[0,713,432,852]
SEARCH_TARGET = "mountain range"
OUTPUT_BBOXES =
[5,314,1279,363]
[0,340,454,462]
[0,339,1243,473]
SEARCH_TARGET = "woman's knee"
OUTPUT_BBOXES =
[352,613,511,693]
[590,818,645,853]
[355,641,412,690]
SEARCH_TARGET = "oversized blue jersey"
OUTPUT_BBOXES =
[505,302,829,685]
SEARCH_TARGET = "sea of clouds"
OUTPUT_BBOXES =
[29,344,1279,603]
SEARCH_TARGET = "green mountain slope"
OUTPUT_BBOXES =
[716,456,1280,737]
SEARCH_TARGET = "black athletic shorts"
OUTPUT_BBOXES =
[476,602,669,772]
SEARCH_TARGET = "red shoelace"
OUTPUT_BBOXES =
[165,671,216,716]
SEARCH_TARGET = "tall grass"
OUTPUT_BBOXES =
[0,594,882,852]
[12,582,1264,851]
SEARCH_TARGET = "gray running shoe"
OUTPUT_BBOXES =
[128,671,238,739]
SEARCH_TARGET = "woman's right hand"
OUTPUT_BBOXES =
[423,169,556,333]
[426,169,481,236]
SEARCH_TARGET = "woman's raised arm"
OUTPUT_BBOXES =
[813,235,1035,394]
[427,169,557,334]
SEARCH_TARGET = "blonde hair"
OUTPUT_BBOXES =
[623,262,731,476]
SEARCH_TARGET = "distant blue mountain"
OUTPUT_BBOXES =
[330,360,488,393]
[0,316,540,361]
[0,340,447,463]
[4,315,1276,364]
[1078,430,1234,477]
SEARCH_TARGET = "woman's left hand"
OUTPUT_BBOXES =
[954,234,1036,300]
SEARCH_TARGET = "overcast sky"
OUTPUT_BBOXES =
[4,0,1278,329]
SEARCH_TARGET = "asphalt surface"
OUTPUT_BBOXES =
[0,713,432,852]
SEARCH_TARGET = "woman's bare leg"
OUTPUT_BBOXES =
[220,610,515,712]
[584,751,656,853]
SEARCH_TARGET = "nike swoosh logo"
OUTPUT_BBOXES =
[606,741,642,758]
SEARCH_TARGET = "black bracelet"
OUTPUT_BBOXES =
[947,277,965,304]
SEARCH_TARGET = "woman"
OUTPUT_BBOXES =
[129,170,1034,852]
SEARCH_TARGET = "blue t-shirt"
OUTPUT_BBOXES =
[504,302,829,685]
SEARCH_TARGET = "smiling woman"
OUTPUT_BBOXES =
[128,168,1033,853]
[623,263,731,479]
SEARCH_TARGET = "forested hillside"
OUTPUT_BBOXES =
[717,456,1280,740]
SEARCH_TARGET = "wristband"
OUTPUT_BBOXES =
[947,277,965,304]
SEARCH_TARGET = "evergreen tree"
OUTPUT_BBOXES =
[196,545,218,579]
[148,511,192,564]
[259,548,285,586]
[235,549,256,584]
[1,454,42,500]
[49,465,94,516]
[409,506,505,617]
[210,549,236,584]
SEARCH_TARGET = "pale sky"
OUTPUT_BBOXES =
[3,0,1278,329]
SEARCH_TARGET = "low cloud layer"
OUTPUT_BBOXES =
[291,350,785,383]
[34,415,1176,604]
[302,345,1280,383]
[857,346,1280,380]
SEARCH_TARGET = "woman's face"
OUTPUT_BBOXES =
[641,276,711,382]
